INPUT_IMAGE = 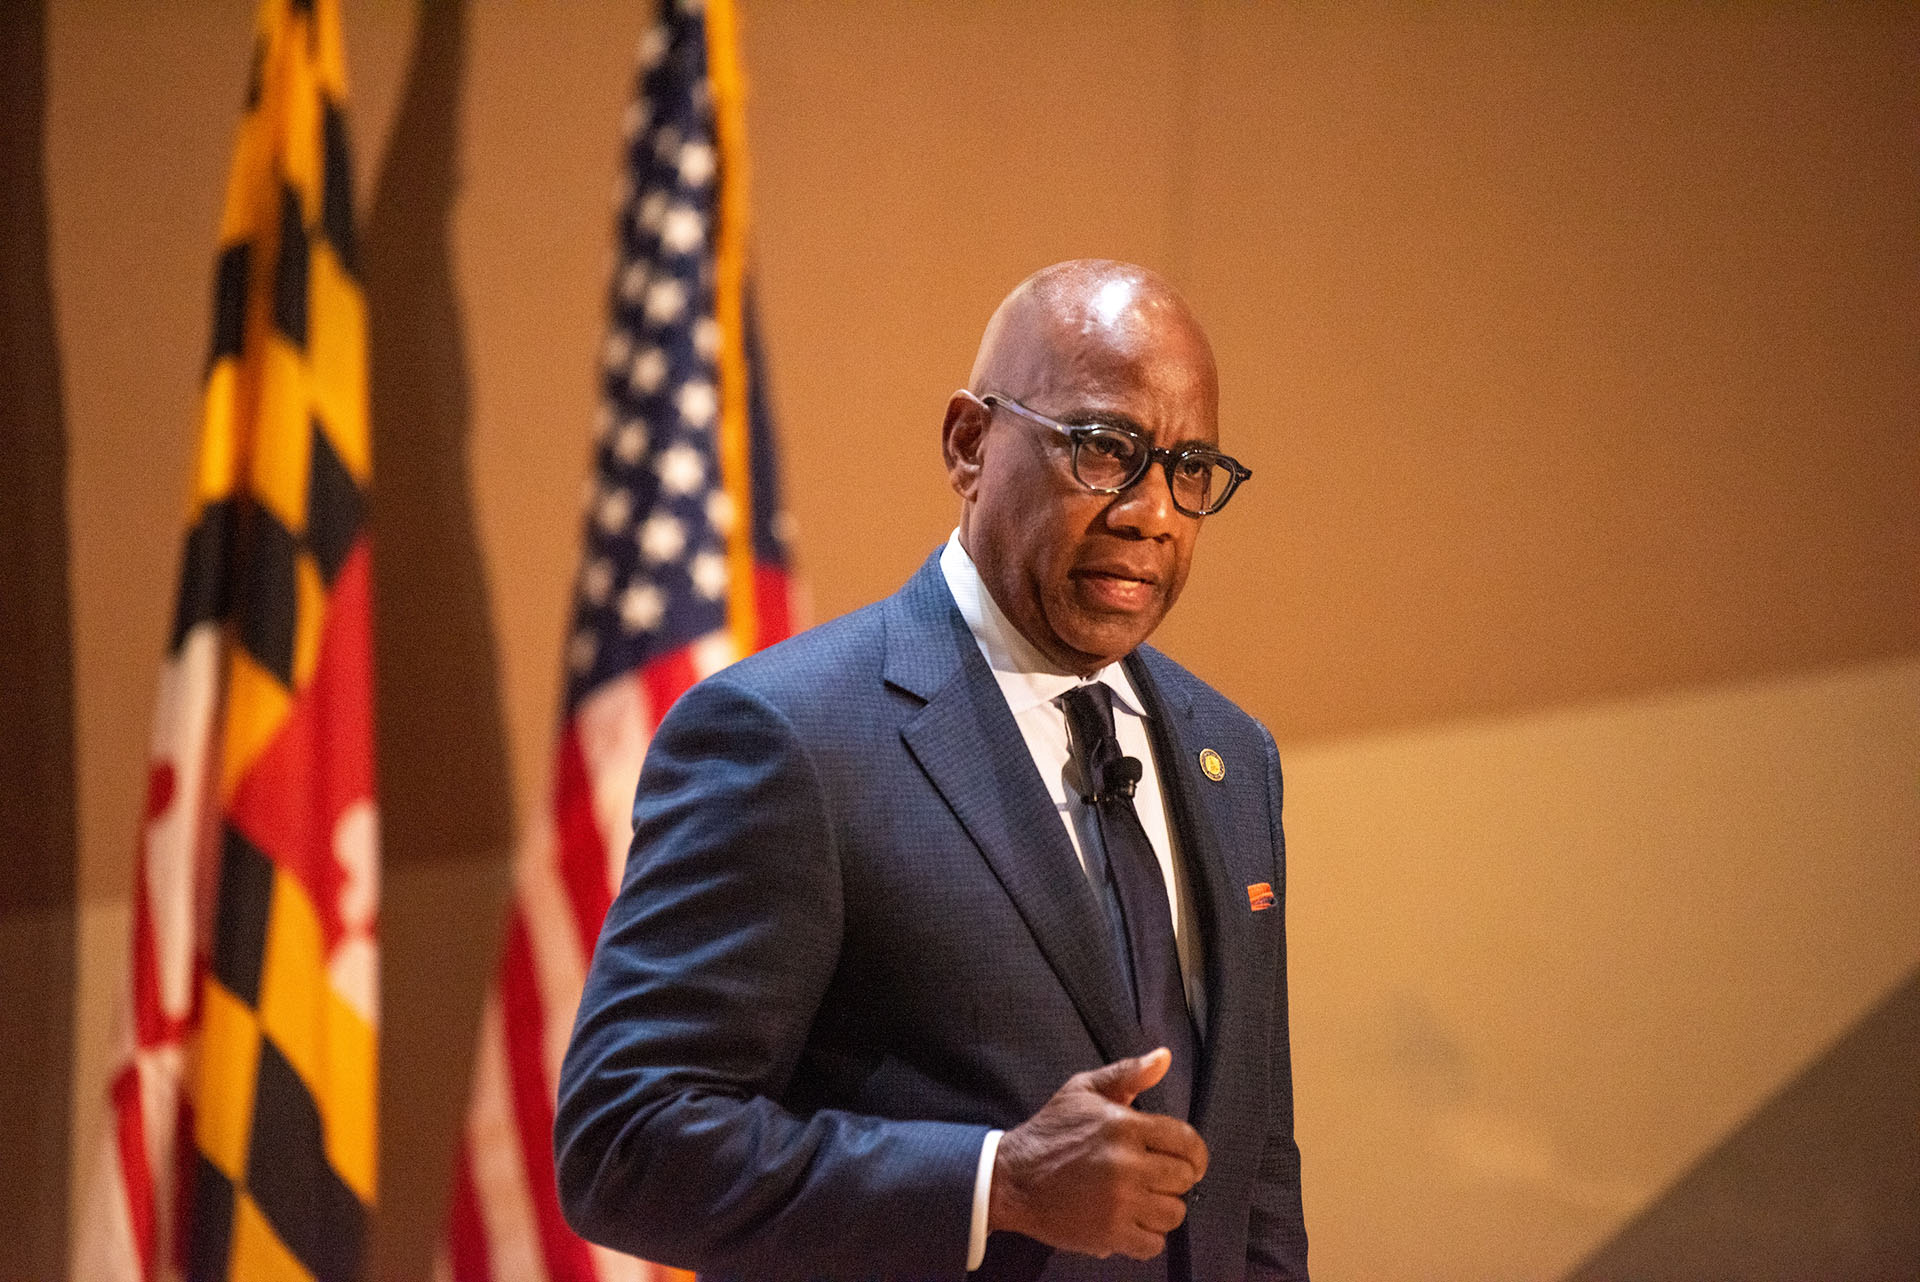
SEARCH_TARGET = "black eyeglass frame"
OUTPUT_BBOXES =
[980,393,1252,517]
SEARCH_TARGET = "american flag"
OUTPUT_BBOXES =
[437,1,796,1279]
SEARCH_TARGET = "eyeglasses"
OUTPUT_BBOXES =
[981,394,1252,517]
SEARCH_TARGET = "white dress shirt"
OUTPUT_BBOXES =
[938,531,1205,1271]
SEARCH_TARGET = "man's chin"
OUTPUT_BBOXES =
[1057,617,1161,669]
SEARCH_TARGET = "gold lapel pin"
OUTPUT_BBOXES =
[1198,748,1225,782]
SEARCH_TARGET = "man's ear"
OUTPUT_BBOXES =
[941,390,990,499]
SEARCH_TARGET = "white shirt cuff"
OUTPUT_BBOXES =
[967,1129,1003,1271]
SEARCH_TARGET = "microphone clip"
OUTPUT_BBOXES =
[1090,754,1143,803]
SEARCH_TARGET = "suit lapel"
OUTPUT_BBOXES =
[885,560,1140,1066]
[1126,649,1257,1135]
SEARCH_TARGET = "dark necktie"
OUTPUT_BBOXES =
[1060,683,1197,1121]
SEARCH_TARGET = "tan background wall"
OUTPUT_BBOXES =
[11,2,1916,1278]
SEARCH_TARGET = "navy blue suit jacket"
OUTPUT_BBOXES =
[555,555,1308,1280]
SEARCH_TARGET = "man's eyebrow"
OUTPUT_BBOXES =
[1061,407,1148,434]
[1061,407,1217,452]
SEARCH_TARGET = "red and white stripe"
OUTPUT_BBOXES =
[436,632,745,1282]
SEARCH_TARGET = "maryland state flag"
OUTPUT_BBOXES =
[77,1,379,1278]
[437,0,797,1278]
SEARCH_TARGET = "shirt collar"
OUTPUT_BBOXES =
[939,530,1148,720]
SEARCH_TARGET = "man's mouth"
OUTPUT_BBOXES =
[1072,566,1158,611]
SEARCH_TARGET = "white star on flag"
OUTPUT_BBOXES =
[620,261,651,304]
[618,581,667,633]
[689,548,729,600]
[639,513,687,564]
[676,380,718,428]
[629,346,669,394]
[638,189,669,233]
[581,558,614,605]
[661,203,705,253]
[657,441,705,496]
[678,141,716,187]
[595,487,633,534]
[695,316,721,358]
[614,421,648,464]
[644,278,688,326]
[603,329,633,372]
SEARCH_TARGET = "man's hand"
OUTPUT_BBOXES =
[988,1048,1209,1261]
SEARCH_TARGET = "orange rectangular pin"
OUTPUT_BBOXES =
[1247,882,1275,912]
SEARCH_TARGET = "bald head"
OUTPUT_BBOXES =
[968,259,1218,411]
[942,260,1224,674]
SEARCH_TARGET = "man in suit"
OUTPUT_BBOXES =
[555,260,1308,1280]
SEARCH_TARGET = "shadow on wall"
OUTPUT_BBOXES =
[359,0,518,1275]
[1566,965,1920,1282]
[0,0,78,1277]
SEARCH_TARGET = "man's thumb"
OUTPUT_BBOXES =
[1085,1048,1171,1105]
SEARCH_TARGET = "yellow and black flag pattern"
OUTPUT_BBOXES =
[82,1,379,1280]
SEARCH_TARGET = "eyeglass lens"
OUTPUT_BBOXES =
[1072,428,1232,514]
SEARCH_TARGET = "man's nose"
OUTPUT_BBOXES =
[1104,459,1179,537]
